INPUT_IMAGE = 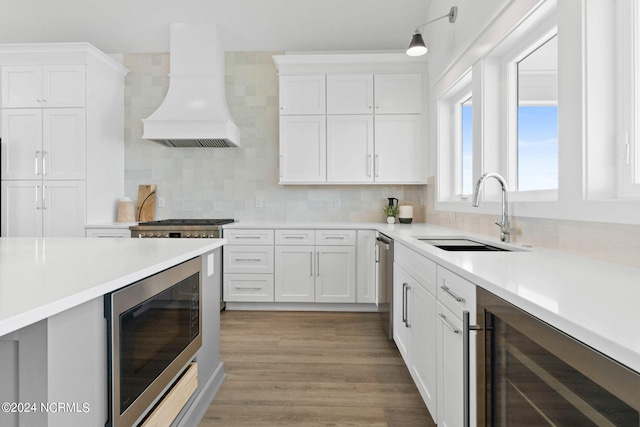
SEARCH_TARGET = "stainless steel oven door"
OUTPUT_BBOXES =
[106,257,202,427]
[475,287,640,426]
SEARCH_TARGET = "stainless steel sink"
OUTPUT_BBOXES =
[418,238,513,252]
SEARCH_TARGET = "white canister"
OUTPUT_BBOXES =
[398,205,413,223]
[117,197,135,222]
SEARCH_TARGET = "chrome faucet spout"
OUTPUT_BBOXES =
[471,172,511,242]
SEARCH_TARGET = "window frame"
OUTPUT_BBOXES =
[436,69,473,202]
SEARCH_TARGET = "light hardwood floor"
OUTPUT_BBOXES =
[200,311,435,427]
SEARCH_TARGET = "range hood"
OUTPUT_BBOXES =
[142,23,240,147]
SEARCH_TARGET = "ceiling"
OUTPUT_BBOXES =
[0,0,434,54]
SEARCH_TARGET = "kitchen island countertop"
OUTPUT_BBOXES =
[0,237,225,337]
[224,221,640,374]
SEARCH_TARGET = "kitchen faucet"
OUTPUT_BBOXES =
[472,172,512,242]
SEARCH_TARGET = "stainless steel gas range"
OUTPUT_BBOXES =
[129,219,234,238]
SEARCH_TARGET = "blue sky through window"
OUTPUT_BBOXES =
[517,106,558,191]
[461,100,473,195]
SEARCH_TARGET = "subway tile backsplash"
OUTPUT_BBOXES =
[123,51,426,223]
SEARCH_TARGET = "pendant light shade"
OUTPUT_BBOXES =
[407,33,428,57]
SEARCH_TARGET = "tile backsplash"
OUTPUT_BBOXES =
[123,51,425,223]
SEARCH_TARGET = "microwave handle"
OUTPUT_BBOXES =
[463,310,482,427]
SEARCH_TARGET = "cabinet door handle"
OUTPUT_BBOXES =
[42,185,47,210]
[404,284,410,327]
[35,151,40,175]
[280,155,284,178]
[310,251,313,276]
[463,311,482,427]
[402,282,410,327]
[42,151,47,175]
[35,186,40,209]
[375,155,379,177]
[367,154,372,177]
[441,285,464,302]
[437,313,460,334]
[317,252,320,276]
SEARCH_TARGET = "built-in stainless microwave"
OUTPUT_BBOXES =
[472,287,640,426]
[105,257,202,427]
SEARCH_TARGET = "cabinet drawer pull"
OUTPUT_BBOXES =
[438,313,460,334]
[235,236,262,239]
[235,286,262,291]
[234,258,262,262]
[324,235,346,240]
[284,235,305,239]
[441,285,464,302]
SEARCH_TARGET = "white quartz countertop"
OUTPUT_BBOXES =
[0,237,225,337]
[224,221,640,373]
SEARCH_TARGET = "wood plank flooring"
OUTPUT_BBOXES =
[200,311,435,427]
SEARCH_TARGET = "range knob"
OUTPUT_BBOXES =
[201,233,206,238]
[185,233,191,238]
[155,233,162,238]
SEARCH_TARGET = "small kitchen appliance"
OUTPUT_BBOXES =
[398,205,413,223]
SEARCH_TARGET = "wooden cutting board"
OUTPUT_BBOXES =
[136,184,156,221]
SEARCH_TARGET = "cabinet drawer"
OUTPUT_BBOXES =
[224,274,274,302]
[436,266,476,318]
[224,245,274,274]
[395,243,437,295]
[315,229,356,246]
[275,229,315,245]
[223,228,274,245]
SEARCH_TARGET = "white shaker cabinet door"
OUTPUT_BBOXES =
[1,66,43,108]
[1,181,42,237]
[374,73,422,114]
[279,75,326,115]
[374,115,423,183]
[2,65,85,108]
[315,246,356,303]
[279,116,326,183]
[356,230,376,304]
[393,263,413,366]
[412,283,438,420]
[1,109,43,180]
[43,108,86,180]
[326,74,373,114]
[42,65,86,108]
[274,246,315,302]
[42,181,86,238]
[436,301,464,427]
[326,115,374,183]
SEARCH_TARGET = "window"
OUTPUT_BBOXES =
[513,32,558,192]
[436,69,473,202]
[461,97,473,195]
[619,0,640,198]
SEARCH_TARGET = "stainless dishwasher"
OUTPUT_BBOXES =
[376,232,394,339]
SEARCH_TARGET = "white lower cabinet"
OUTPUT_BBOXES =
[223,273,274,302]
[274,245,315,302]
[436,301,464,427]
[393,259,437,421]
[273,229,356,303]
[356,230,376,304]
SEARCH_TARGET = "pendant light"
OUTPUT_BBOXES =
[406,6,458,57]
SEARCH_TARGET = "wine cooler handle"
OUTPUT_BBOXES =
[463,310,482,427]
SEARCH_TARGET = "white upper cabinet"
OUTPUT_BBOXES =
[274,53,426,185]
[279,75,326,115]
[374,73,422,114]
[326,115,374,183]
[375,115,423,183]
[326,74,374,114]
[279,115,327,183]
[2,65,86,108]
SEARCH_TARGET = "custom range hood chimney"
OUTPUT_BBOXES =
[142,23,240,147]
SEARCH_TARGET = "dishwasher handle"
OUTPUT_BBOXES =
[375,235,392,251]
